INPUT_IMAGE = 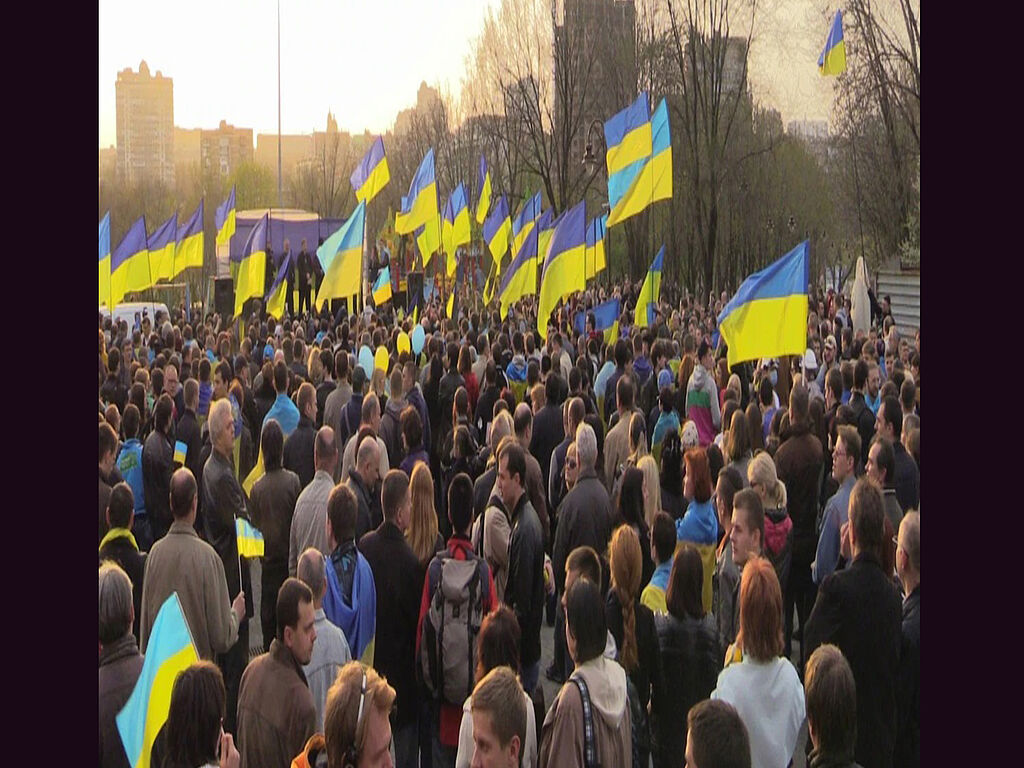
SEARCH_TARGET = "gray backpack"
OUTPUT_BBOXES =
[419,551,488,705]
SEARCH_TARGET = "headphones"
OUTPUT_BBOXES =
[342,668,368,768]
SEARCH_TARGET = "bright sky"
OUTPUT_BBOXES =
[98,0,833,150]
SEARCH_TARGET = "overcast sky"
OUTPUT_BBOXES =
[99,0,835,148]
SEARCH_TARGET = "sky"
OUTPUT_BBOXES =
[99,0,835,150]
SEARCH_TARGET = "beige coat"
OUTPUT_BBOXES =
[603,417,631,494]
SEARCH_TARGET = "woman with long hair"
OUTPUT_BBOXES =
[638,454,662,530]
[407,462,445,572]
[724,410,753,486]
[458,344,479,415]
[659,431,685,520]
[605,525,663,768]
[711,558,805,768]
[158,661,238,768]
[615,467,655,586]
[651,545,722,768]
[745,401,765,455]
[747,451,794,599]
[675,448,718,613]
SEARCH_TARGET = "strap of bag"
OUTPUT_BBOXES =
[570,675,600,768]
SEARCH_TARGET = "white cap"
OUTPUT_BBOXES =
[802,349,818,373]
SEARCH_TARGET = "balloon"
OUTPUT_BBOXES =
[358,345,374,375]
[374,346,389,373]
[411,324,426,355]
[397,331,411,355]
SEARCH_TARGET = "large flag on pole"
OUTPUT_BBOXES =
[584,214,607,279]
[537,201,587,338]
[511,192,543,258]
[395,148,439,235]
[264,249,293,321]
[499,222,540,319]
[607,98,672,227]
[316,200,366,311]
[483,195,512,275]
[634,245,665,328]
[818,10,847,76]
[442,183,471,277]
[234,213,268,318]
[215,186,236,246]
[716,240,810,368]
[605,93,652,219]
[99,212,111,307]
[350,136,391,203]
[476,155,492,224]
[148,213,178,284]
[110,216,151,308]
[115,592,198,768]
[173,200,204,278]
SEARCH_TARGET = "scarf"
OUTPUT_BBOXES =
[99,527,138,553]
[323,549,377,664]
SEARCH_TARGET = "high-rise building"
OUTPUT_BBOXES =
[201,120,254,177]
[115,60,174,186]
[174,127,202,173]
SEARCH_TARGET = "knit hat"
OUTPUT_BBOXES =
[658,368,673,391]
[680,420,699,450]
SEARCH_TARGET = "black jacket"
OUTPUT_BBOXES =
[605,590,663,713]
[437,370,465,451]
[98,536,147,641]
[474,384,501,436]
[201,449,254,618]
[652,611,721,768]
[892,442,920,513]
[552,471,612,594]
[345,469,378,541]
[142,430,174,539]
[847,392,876,466]
[100,374,128,414]
[358,520,423,727]
[547,437,571,514]
[805,553,902,768]
[530,404,564,498]
[175,408,203,481]
[473,465,498,522]
[283,416,317,489]
[505,492,545,667]
[315,381,336,429]
[774,423,825,565]
[895,585,920,768]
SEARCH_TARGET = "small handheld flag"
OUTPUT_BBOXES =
[235,517,266,558]
[173,441,187,465]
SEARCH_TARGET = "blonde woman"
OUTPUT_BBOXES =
[307,346,323,387]
[747,451,793,600]
[407,463,444,580]
[638,454,662,529]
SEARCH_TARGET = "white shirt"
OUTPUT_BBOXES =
[711,655,805,768]
[455,687,537,768]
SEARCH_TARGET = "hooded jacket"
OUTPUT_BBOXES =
[540,655,632,768]
[764,504,793,593]
[685,364,721,446]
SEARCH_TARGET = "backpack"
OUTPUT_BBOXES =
[419,550,489,705]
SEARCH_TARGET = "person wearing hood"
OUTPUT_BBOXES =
[651,371,680,451]
[540,577,632,768]
[632,333,653,389]
[675,447,719,613]
[746,452,793,597]
[685,341,721,447]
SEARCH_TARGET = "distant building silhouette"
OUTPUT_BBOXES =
[116,60,174,186]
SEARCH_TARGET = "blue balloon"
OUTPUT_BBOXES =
[411,325,426,355]
[358,345,374,375]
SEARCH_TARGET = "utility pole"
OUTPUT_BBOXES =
[277,0,283,209]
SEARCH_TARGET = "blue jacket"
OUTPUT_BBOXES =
[652,410,680,448]
[676,498,718,546]
[116,438,146,515]
[813,475,856,584]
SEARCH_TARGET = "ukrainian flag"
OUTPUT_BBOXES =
[316,200,365,311]
[264,249,293,320]
[511,192,542,258]
[395,148,439,235]
[607,98,672,227]
[372,266,393,305]
[99,212,111,308]
[415,213,442,269]
[110,216,151,308]
[482,261,498,306]
[537,201,586,338]
[173,200,204,278]
[351,136,390,204]
[446,289,456,319]
[442,183,471,277]
[236,516,266,558]
[574,297,620,344]
[115,592,199,768]
[717,240,810,368]
[634,245,665,327]
[584,214,608,279]
[499,222,539,319]
[483,195,512,274]
[173,440,187,465]
[535,209,556,272]
[605,92,652,177]
[215,186,236,247]
[818,10,847,76]
[148,213,178,285]
[234,213,268,318]
[476,155,492,224]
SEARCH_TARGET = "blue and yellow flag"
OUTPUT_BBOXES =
[234,214,268,318]
[351,136,391,203]
[173,440,187,465]
[537,201,586,338]
[535,210,556,273]
[818,10,846,76]
[116,592,198,768]
[215,186,236,247]
[236,516,266,558]
[395,148,439,235]
[499,221,540,319]
[442,183,471,277]
[316,200,366,311]
[264,249,293,320]
[446,288,456,319]
[634,245,665,327]
[717,240,810,368]
[607,98,672,227]
[511,192,542,258]
[605,92,652,192]
[415,215,442,269]
[584,214,608,279]
[99,212,111,308]
[482,261,498,306]
[476,155,492,225]
[173,200,204,278]
[372,266,393,305]
[574,297,621,345]
[111,216,151,307]
[483,195,512,274]
[148,213,178,285]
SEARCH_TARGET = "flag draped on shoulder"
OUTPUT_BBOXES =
[607,98,672,227]
[215,186,236,246]
[316,200,366,311]
[818,10,847,76]
[372,265,393,305]
[148,213,178,285]
[395,148,439,235]
[537,201,586,338]
[483,195,512,275]
[115,592,198,768]
[234,213,268,318]
[584,214,607,279]
[173,200,204,278]
[324,551,377,665]
[476,155,492,224]
[717,240,810,368]
[99,212,111,307]
[351,136,390,203]
[634,245,665,327]
[111,216,151,308]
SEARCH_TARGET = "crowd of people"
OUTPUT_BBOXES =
[99,275,920,768]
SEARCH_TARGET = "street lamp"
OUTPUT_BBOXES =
[582,119,604,172]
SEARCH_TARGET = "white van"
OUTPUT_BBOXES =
[99,302,170,333]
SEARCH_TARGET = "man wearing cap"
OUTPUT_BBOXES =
[801,350,823,401]
[815,335,838,393]
[685,340,721,447]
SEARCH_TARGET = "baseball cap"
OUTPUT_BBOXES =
[802,349,818,373]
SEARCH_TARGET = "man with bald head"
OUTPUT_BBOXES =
[289,425,340,577]
[345,433,382,540]
[339,392,390,482]
[163,362,184,421]
[284,382,318,488]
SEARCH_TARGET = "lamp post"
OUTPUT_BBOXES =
[277,0,282,209]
